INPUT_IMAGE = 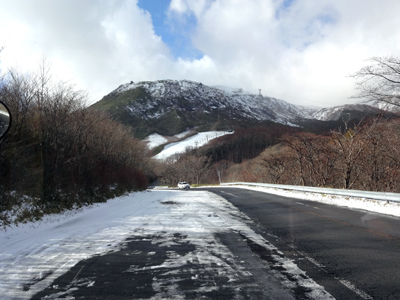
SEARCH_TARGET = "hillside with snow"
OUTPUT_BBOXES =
[92,80,318,138]
[310,104,383,121]
[91,79,399,140]
[111,80,314,122]
[153,131,234,160]
[365,100,400,112]
[143,129,234,160]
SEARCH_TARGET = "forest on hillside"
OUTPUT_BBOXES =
[155,115,400,193]
[0,62,153,227]
[228,116,400,191]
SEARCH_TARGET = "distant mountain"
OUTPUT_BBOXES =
[310,104,384,121]
[91,79,314,138]
[365,100,400,112]
[91,79,398,139]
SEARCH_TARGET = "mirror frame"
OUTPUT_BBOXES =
[0,101,12,140]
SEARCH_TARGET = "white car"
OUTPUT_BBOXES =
[178,182,190,189]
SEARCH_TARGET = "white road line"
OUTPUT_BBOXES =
[221,191,239,198]
[295,247,373,300]
[338,279,373,300]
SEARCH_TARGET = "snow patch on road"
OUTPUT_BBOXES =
[0,190,333,299]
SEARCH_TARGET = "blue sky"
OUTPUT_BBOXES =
[1,0,400,107]
[137,1,173,52]
[137,0,203,60]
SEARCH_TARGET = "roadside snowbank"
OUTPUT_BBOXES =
[224,185,400,217]
[0,191,169,299]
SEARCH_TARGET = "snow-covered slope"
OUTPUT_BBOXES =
[144,130,194,150]
[96,79,400,136]
[311,104,382,121]
[154,130,234,160]
[107,80,315,125]
[144,133,169,149]
[365,100,400,112]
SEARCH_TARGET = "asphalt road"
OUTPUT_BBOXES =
[31,187,400,299]
[206,187,400,299]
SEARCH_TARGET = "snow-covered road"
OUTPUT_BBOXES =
[0,189,335,299]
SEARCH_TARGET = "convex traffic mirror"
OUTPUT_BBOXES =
[0,101,11,140]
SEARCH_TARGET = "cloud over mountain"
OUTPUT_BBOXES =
[1,0,400,107]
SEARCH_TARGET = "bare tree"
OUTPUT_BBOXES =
[213,160,233,184]
[281,133,313,186]
[257,145,295,184]
[358,117,400,192]
[331,119,368,189]
[351,56,400,107]
[1,61,151,210]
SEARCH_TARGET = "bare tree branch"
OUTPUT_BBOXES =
[351,56,400,107]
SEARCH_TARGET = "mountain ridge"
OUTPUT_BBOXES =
[91,79,397,138]
[108,79,313,121]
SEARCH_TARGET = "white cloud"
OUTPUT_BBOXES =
[169,0,190,14]
[0,0,173,103]
[1,0,400,107]
[169,0,212,17]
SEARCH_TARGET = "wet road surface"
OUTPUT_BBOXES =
[208,187,400,299]
[31,187,400,299]
[32,231,297,300]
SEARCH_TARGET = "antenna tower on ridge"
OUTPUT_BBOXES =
[258,89,262,95]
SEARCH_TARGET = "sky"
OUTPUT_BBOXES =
[0,0,400,107]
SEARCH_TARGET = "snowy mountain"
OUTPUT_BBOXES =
[92,79,398,138]
[92,79,317,137]
[364,100,400,112]
[310,104,384,121]
[112,79,314,121]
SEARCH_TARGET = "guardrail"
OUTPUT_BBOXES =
[220,182,400,202]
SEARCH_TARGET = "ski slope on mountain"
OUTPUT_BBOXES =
[154,130,234,160]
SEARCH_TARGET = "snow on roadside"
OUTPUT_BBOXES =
[224,185,400,217]
[0,190,333,299]
[0,191,169,299]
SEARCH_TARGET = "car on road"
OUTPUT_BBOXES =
[178,182,190,189]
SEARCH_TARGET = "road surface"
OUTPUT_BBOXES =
[31,187,400,299]
[207,187,400,299]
